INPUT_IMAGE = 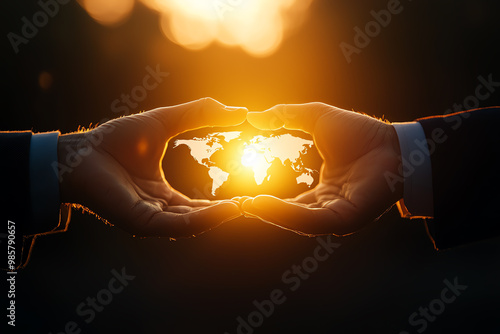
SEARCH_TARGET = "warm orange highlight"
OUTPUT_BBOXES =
[141,0,313,57]
[79,0,135,26]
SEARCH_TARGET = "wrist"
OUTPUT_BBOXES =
[58,132,88,203]
[391,122,434,217]
[385,123,404,201]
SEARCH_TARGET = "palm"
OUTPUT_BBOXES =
[81,114,188,236]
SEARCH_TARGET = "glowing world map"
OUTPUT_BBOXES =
[174,132,316,196]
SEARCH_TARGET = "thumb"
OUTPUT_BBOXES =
[151,97,248,137]
[247,103,330,134]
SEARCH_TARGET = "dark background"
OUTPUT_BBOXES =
[3,0,500,333]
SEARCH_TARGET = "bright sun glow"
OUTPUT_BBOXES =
[141,0,313,56]
[79,0,313,55]
[241,145,263,167]
[240,144,273,185]
[174,132,315,195]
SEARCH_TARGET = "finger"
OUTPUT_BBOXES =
[172,190,240,208]
[232,196,252,209]
[292,188,318,204]
[166,205,202,214]
[137,200,242,238]
[241,195,361,236]
[169,190,213,207]
[151,97,247,137]
[246,103,331,133]
[165,201,239,213]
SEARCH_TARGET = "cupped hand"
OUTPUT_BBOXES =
[58,98,247,238]
[240,103,403,236]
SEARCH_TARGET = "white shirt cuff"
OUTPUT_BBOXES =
[392,122,434,218]
[29,131,61,232]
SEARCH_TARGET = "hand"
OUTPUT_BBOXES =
[58,98,247,238]
[240,103,403,236]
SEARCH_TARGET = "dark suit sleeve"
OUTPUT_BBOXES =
[0,132,71,270]
[417,107,500,249]
[0,132,34,270]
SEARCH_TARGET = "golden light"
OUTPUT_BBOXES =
[240,143,272,185]
[79,0,135,26]
[141,0,314,57]
[172,132,317,198]
[241,145,259,167]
